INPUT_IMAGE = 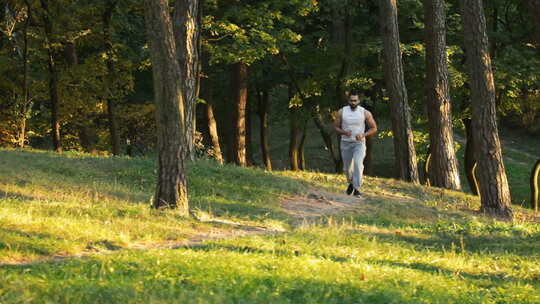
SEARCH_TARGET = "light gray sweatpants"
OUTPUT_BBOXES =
[341,140,366,191]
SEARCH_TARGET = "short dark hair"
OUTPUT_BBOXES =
[349,90,359,96]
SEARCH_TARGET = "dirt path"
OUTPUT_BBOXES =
[281,189,376,225]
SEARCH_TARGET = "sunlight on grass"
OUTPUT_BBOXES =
[1,148,539,303]
[0,149,305,263]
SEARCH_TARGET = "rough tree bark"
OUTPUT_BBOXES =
[230,62,248,166]
[144,0,189,214]
[173,0,201,161]
[424,0,461,190]
[461,0,512,218]
[379,0,419,183]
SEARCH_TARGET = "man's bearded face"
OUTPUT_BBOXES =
[348,95,360,109]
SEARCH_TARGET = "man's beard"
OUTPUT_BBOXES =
[349,104,358,109]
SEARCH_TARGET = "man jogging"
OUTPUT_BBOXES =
[334,91,378,197]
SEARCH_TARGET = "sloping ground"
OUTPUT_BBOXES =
[0,186,453,266]
[1,149,540,303]
[2,185,539,303]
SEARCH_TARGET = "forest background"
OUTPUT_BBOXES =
[0,0,539,208]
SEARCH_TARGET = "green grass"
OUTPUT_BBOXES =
[255,115,539,207]
[1,148,540,303]
[0,149,306,263]
[1,215,539,303]
[503,149,539,207]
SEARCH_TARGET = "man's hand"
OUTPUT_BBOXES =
[344,130,352,137]
[355,134,365,141]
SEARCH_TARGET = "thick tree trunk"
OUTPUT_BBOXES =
[144,0,188,214]
[424,0,461,190]
[379,0,419,183]
[257,89,272,170]
[461,0,512,218]
[103,0,121,156]
[231,62,248,166]
[289,106,300,171]
[173,0,201,161]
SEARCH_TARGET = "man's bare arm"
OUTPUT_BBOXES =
[334,109,352,136]
[355,110,378,140]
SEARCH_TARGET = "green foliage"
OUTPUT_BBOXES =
[203,0,317,65]
[0,0,538,170]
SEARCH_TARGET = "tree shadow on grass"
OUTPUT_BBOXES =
[0,191,40,202]
[192,199,291,222]
[0,254,434,304]
[187,241,355,264]
[358,229,540,259]
[0,149,306,223]
[0,228,68,256]
[367,259,540,286]
[189,241,540,288]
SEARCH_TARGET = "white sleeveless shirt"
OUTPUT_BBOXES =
[341,106,366,142]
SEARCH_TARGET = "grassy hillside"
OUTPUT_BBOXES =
[251,115,540,207]
[1,149,539,303]
[0,149,306,263]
